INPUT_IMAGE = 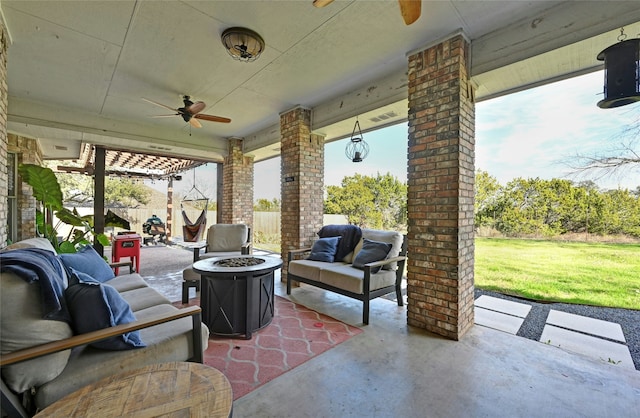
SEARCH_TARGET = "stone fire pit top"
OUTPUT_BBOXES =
[193,255,283,275]
[214,257,266,268]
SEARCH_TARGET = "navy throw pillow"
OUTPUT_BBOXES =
[59,245,115,283]
[307,237,341,262]
[64,279,145,350]
[352,239,393,273]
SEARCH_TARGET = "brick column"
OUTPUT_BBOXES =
[221,138,254,227]
[8,134,43,241]
[280,107,324,282]
[406,34,475,340]
[0,22,8,246]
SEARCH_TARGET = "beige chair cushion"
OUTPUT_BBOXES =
[206,224,248,252]
[355,229,404,270]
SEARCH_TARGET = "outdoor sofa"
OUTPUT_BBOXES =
[0,237,208,417]
[287,225,407,324]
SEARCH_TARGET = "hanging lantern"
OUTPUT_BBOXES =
[345,118,369,162]
[596,31,640,109]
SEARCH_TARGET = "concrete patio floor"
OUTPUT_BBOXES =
[107,244,640,417]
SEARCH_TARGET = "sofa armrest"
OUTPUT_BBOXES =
[109,260,134,274]
[0,306,204,367]
[191,244,208,262]
[287,247,312,262]
[362,255,407,270]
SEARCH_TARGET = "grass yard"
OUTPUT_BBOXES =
[475,237,640,310]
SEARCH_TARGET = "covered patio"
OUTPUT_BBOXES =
[1,1,639,414]
[105,243,640,416]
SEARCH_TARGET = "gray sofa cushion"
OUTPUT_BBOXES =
[34,303,210,410]
[107,273,150,292]
[118,286,172,312]
[4,238,57,253]
[0,271,73,393]
[288,259,331,282]
[319,264,397,294]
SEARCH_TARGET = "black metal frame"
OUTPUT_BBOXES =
[286,235,407,325]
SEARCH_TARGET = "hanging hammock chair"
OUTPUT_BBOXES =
[181,179,209,242]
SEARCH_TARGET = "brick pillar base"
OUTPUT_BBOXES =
[280,107,324,282]
[221,138,254,227]
[406,34,475,340]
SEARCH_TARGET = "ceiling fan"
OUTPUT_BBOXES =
[313,0,421,25]
[142,96,231,128]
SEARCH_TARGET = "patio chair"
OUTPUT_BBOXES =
[182,223,251,303]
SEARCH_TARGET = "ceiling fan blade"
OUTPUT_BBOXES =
[141,97,178,112]
[189,118,202,128]
[398,0,421,25]
[150,114,179,118]
[312,0,334,7]
[186,101,206,115]
[194,113,232,124]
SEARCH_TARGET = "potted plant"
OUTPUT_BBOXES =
[17,163,128,253]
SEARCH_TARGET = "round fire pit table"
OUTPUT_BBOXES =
[193,255,283,339]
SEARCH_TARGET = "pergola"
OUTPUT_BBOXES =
[53,143,214,247]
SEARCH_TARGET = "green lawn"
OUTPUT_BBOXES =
[475,237,640,310]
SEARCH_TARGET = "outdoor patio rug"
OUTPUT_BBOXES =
[173,295,363,399]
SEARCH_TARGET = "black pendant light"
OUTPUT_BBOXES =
[597,29,640,109]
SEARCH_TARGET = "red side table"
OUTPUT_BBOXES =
[112,234,141,275]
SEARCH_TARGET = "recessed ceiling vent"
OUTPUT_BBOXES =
[369,111,398,123]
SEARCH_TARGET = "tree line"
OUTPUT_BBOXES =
[55,167,639,239]
[322,171,639,239]
[475,170,640,238]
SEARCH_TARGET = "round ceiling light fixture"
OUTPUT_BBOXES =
[221,27,265,63]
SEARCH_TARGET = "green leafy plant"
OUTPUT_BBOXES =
[17,163,126,253]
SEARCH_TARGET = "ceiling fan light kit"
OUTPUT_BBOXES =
[142,96,231,128]
[221,27,265,62]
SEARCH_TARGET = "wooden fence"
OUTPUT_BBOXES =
[63,208,347,240]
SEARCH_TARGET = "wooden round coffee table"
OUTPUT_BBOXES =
[35,362,232,417]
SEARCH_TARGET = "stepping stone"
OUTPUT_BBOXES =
[540,325,634,370]
[475,307,525,335]
[475,295,531,318]
[546,310,625,342]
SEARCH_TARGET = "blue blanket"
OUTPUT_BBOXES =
[318,224,362,261]
[0,248,70,322]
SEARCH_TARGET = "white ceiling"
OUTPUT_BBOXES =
[3,0,640,165]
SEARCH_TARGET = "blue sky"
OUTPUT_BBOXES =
[161,70,639,200]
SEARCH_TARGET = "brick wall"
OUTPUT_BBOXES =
[280,107,324,281]
[221,138,254,227]
[0,22,7,247]
[406,34,475,340]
